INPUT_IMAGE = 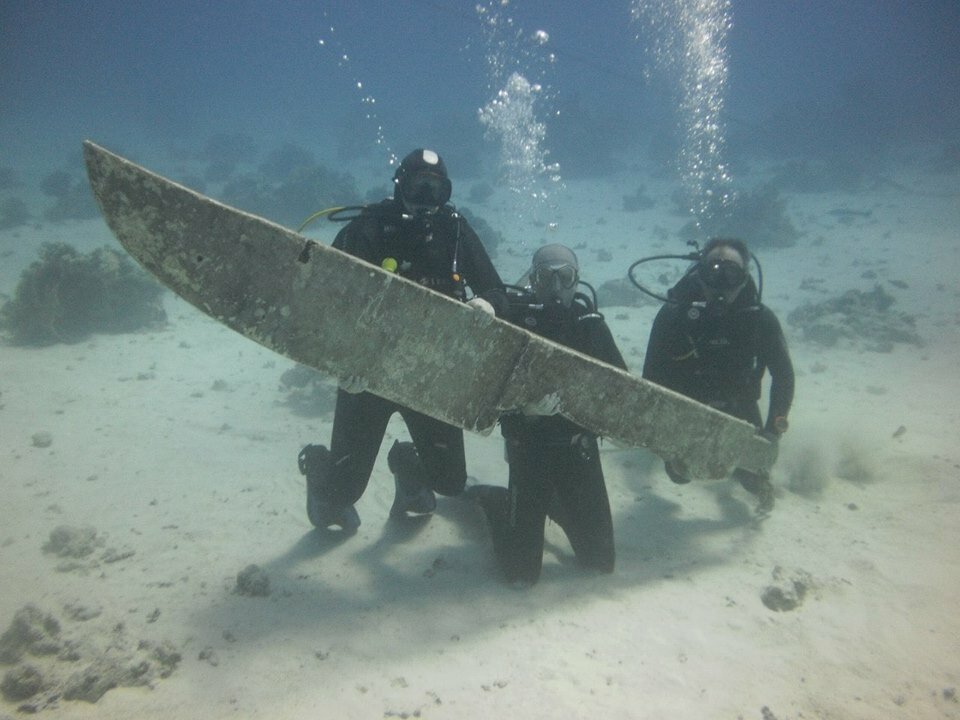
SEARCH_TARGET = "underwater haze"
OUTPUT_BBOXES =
[3,1,958,195]
[2,2,960,718]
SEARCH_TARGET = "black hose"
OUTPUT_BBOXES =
[327,206,368,222]
[627,251,765,304]
[627,253,698,303]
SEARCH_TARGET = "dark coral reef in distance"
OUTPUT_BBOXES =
[0,243,166,346]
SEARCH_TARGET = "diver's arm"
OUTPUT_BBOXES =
[331,224,351,252]
[761,307,795,433]
[331,218,374,261]
[459,221,504,295]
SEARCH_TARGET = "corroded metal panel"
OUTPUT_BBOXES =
[83,141,776,478]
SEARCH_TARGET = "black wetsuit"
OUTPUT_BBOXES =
[319,200,503,506]
[642,273,794,435]
[477,290,627,584]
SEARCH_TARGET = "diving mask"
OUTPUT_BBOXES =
[531,263,578,291]
[398,171,452,211]
[699,258,746,292]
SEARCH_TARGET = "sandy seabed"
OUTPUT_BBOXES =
[1,164,959,720]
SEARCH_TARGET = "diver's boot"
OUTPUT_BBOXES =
[465,485,538,585]
[664,460,691,484]
[464,484,509,521]
[387,441,436,518]
[464,484,511,553]
[297,445,360,532]
[734,468,775,514]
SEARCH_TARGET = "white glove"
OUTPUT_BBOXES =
[521,392,561,416]
[339,375,368,394]
[466,297,496,316]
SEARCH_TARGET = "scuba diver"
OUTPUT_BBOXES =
[469,244,627,586]
[297,148,504,532]
[635,237,794,512]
